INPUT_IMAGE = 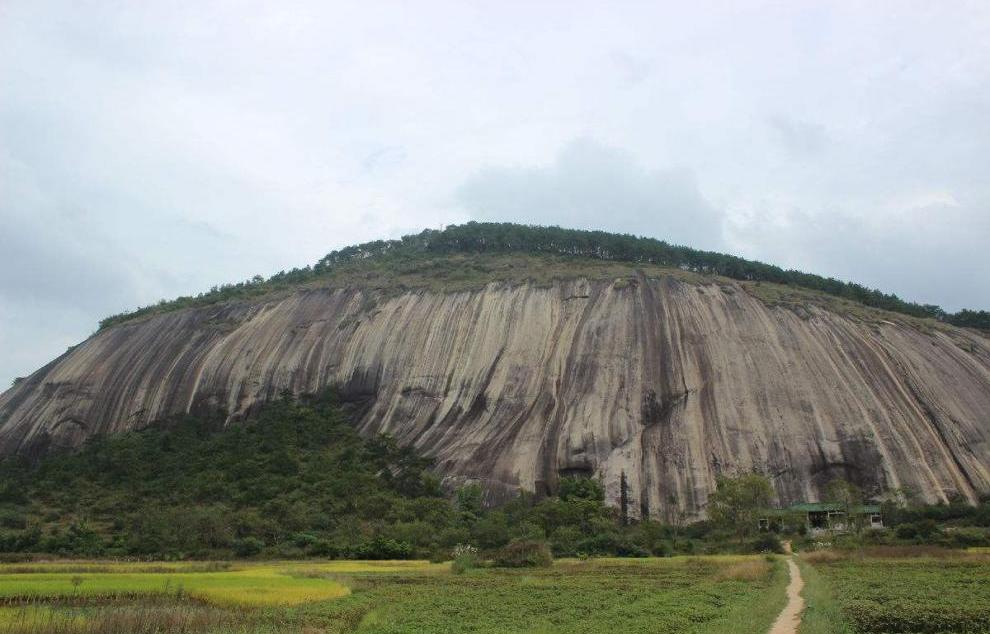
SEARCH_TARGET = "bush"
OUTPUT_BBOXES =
[493,540,553,568]
[354,536,413,560]
[451,553,478,574]
[309,540,340,558]
[233,537,264,557]
[0,509,27,530]
[896,519,940,541]
[749,533,784,554]
[937,527,990,549]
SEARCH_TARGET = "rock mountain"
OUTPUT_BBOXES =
[2,226,988,520]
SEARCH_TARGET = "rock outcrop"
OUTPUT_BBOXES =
[2,272,988,519]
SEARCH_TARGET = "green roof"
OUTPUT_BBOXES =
[759,503,882,515]
[787,502,881,514]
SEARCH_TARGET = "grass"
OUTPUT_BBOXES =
[0,556,787,633]
[795,557,854,634]
[0,564,351,607]
[294,555,789,633]
[797,549,990,633]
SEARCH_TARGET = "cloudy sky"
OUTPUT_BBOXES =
[2,1,989,387]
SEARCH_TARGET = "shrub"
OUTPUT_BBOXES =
[354,536,413,560]
[309,540,340,558]
[896,519,940,541]
[0,509,27,530]
[749,533,784,554]
[614,539,650,557]
[233,537,264,557]
[575,533,621,556]
[428,549,449,564]
[549,526,583,556]
[937,527,990,548]
[451,553,478,574]
[493,540,553,568]
[291,532,319,549]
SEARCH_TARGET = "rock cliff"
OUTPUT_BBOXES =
[2,267,988,519]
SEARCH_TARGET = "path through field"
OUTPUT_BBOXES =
[768,545,805,634]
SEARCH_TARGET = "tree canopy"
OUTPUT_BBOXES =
[98,222,990,332]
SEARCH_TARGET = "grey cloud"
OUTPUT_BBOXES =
[0,155,139,312]
[458,139,726,251]
[461,139,990,313]
[728,197,990,312]
[3,1,990,388]
[768,116,827,158]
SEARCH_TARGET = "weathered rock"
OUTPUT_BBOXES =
[2,273,988,520]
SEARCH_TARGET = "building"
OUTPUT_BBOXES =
[758,502,883,533]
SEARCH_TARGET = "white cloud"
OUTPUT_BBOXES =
[458,139,725,251]
[1,1,989,386]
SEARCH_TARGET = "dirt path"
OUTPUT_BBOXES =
[768,552,805,634]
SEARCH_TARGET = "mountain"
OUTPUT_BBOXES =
[2,223,989,520]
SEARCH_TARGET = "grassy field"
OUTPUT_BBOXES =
[797,548,990,634]
[0,556,787,633]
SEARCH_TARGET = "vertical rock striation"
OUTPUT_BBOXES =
[2,274,988,519]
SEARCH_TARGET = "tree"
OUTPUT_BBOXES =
[708,474,774,541]
[824,479,864,534]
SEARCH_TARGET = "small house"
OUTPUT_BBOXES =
[758,502,883,533]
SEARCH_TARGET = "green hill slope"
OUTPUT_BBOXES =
[98,222,989,332]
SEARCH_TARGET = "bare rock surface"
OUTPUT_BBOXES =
[2,273,988,519]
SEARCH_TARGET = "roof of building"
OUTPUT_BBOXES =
[787,502,882,514]
[759,502,882,516]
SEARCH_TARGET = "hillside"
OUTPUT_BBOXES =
[96,223,990,332]
[1,224,989,520]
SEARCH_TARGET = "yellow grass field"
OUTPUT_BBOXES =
[0,556,787,633]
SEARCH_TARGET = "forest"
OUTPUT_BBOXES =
[97,222,990,332]
[1,394,988,561]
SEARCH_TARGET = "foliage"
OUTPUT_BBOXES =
[492,540,553,568]
[0,395,442,560]
[450,544,480,573]
[823,479,865,533]
[748,534,783,554]
[96,222,989,332]
[805,552,990,633]
[0,557,787,634]
[0,397,778,560]
[708,474,774,540]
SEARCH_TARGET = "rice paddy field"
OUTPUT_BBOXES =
[0,556,787,633]
[797,548,990,634]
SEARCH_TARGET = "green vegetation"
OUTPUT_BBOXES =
[795,556,855,634]
[0,396,766,561]
[97,222,990,332]
[0,562,351,607]
[0,395,444,560]
[797,550,990,633]
[1,394,986,564]
[300,556,788,634]
[0,556,787,633]
[708,474,774,542]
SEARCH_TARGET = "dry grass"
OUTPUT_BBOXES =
[0,604,249,634]
[0,563,233,575]
[800,545,990,563]
[713,558,773,582]
[800,550,847,564]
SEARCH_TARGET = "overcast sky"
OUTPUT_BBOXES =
[2,1,989,388]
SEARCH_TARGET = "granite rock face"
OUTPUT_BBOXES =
[2,274,988,519]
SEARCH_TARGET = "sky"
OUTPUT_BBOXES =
[1,1,989,388]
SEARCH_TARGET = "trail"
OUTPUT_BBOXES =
[768,543,805,634]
